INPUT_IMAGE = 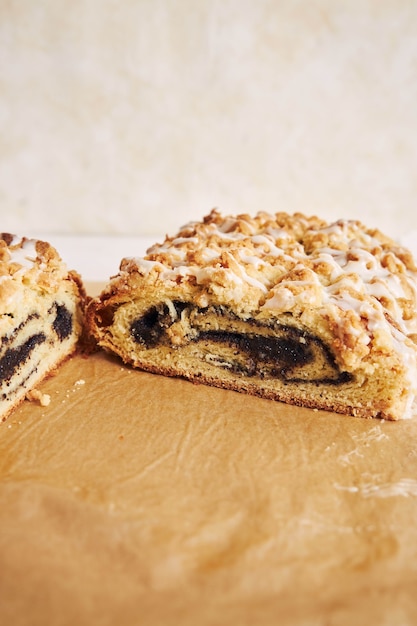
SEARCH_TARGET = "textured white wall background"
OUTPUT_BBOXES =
[1,0,417,239]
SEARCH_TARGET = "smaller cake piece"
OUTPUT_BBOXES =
[87,210,417,420]
[0,233,86,421]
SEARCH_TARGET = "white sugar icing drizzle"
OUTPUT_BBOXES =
[7,236,39,269]
[133,215,417,330]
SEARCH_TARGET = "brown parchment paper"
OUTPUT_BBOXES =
[1,284,417,625]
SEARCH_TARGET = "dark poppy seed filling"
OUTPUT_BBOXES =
[129,301,351,385]
[130,307,164,347]
[0,304,73,388]
[52,303,73,341]
[0,333,46,383]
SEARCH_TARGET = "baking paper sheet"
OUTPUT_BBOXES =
[1,290,417,625]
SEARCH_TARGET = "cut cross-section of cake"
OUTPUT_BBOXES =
[0,233,86,421]
[87,210,417,420]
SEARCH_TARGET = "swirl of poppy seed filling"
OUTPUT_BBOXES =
[0,334,46,387]
[52,303,73,341]
[130,301,351,384]
[0,302,73,389]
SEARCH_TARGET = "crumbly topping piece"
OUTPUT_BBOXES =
[26,388,51,407]
[0,234,71,310]
[118,210,417,323]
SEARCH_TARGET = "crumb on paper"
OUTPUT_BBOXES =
[26,389,51,407]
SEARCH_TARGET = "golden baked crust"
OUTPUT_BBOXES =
[0,233,86,421]
[87,210,417,420]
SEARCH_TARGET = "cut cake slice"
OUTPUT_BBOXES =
[0,233,86,421]
[87,210,417,420]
